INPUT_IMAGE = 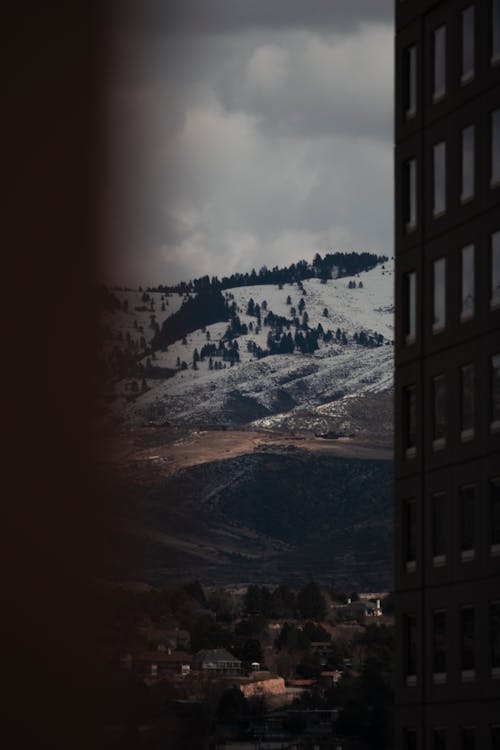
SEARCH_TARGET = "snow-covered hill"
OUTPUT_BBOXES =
[105,258,394,431]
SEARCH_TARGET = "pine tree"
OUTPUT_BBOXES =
[297,581,326,620]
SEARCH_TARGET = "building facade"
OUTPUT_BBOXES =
[394,1,500,748]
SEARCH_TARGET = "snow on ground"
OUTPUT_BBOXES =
[110,259,394,427]
[103,290,191,359]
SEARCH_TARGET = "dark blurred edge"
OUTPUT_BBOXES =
[3,2,133,748]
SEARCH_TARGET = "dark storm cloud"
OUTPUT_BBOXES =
[106,4,394,286]
[117,0,393,34]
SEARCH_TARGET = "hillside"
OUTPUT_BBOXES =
[103,254,395,589]
[115,432,393,590]
[103,256,394,436]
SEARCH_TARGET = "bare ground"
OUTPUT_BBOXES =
[104,425,393,479]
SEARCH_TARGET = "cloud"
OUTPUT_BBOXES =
[215,26,393,139]
[116,0,393,34]
[105,14,394,286]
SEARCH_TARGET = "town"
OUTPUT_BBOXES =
[105,580,394,748]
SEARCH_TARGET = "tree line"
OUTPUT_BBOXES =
[144,251,388,295]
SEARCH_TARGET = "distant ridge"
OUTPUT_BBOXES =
[135,251,388,295]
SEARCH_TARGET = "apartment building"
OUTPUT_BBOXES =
[394,1,500,747]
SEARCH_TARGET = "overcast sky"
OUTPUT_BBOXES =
[104,0,394,286]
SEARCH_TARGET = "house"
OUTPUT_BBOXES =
[191,648,242,674]
[345,599,382,619]
[134,649,191,678]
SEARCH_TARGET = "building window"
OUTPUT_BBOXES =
[404,158,417,231]
[461,125,475,202]
[461,606,476,680]
[460,485,476,561]
[432,491,446,565]
[433,728,446,750]
[460,364,475,441]
[491,355,500,432]
[432,375,446,451]
[490,600,500,676]
[432,610,447,682]
[404,498,417,572]
[404,728,417,750]
[433,25,446,101]
[405,614,417,685]
[461,244,475,321]
[432,258,446,332]
[492,109,500,187]
[461,727,475,750]
[433,141,446,216]
[403,385,417,458]
[404,45,417,119]
[461,6,475,83]
[491,478,500,555]
[493,0,500,64]
[404,271,417,344]
[492,231,500,309]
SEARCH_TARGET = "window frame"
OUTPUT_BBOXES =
[404,157,417,232]
[492,0,500,66]
[432,609,447,683]
[433,25,447,102]
[432,140,447,218]
[491,355,500,434]
[459,484,476,561]
[491,109,500,188]
[461,5,475,85]
[460,605,476,681]
[404,44,417,120]
[490,477,500,556]
[431,490,447,565]
[403,384,417,459]
[432,257,446,333]
[490,599,500,677]
[491,230,500,310]
[460,243,475,322]
[460,363,475,442]
[404,270,417,345]
[403,497,417,572]
[461,124,475,204]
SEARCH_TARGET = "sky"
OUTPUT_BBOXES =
[104,0,394,286]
